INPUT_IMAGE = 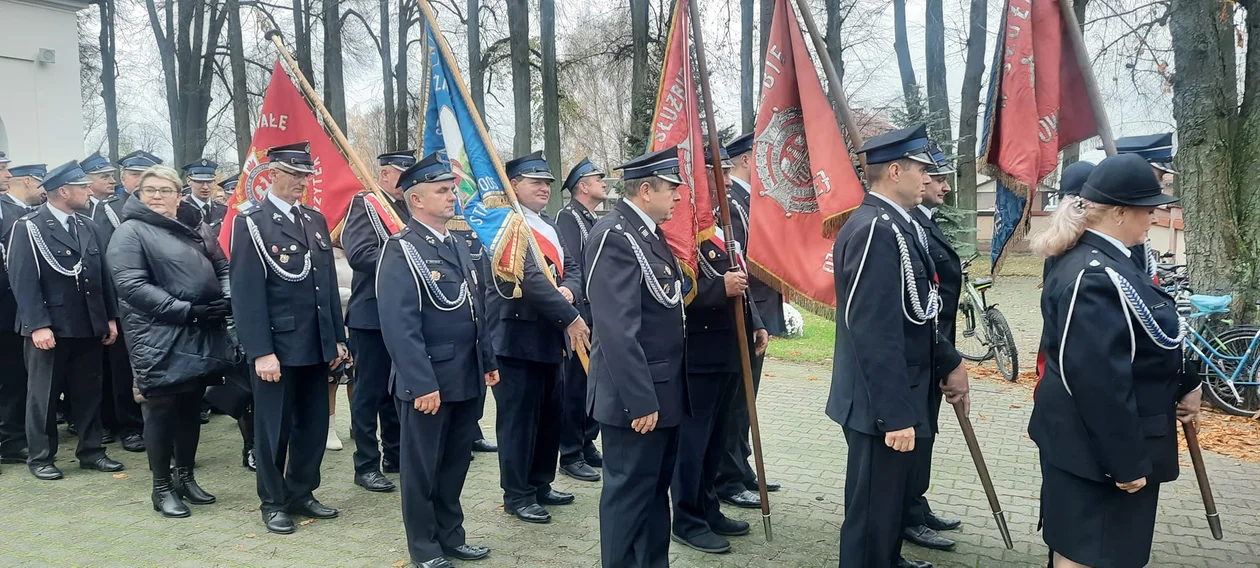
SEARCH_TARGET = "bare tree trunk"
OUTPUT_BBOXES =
[292,0,315,83]
[467,0,485,119]
[924,0,950,146]
[954,0,986,248]
[98,0,120,161]
[395,0,411,148]
[627,0,650,152]
[146,0,181,157]
[228,0,253,164]
[759,0,773,85]
[542,0,560,210]
[824,0,845,86]
[508,0,531,156]
[323,0,347,130]
[1170,0,1257,312]
[892,0,921,119]
[381,0,397,150]
[740,0,754,133]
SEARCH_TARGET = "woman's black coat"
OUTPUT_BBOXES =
[106,196,233,397]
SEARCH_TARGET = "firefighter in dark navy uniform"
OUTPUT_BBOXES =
[487,151,589,525]
[182,159,228,234]
[1030,153,1200,568]
[448,205,497,456]
[341,149,416,493]
[901,144,965,553]
[827,125,968,568]
[10,160,125,480]
[1110,133,1177,278]
[377,151,497,568]
[552,157,606,482]
[228,141,348,535]
[670,144,766,555]
[586,146,690,568]
[0,153,31,469]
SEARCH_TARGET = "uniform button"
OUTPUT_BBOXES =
[315,286,320,291]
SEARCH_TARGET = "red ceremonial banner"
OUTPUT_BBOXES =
[648,0,711,301]
[219,60,364,256]
[980,0,1097,193]
[746,0,865,317]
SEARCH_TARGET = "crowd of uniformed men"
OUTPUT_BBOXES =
[0,123,1193,568]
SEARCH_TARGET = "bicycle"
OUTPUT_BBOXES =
[955,254,1019,381]
[1181,294,1260,416]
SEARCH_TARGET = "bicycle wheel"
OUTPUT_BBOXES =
[955,296,993,361]
[986,307,1020,381]
[1201,327,1260,416]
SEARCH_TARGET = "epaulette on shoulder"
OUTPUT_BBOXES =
[300,203,323,216]
[238,201,260,215]
[18,212,38,222]
[102,195,121,204]
[388,227,412,241]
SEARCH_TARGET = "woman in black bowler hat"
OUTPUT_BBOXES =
[1028,153,1201,568]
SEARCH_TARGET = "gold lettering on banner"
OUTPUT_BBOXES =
[823,252,834,275]
[762,44,784,90]
[654,80,687,144]
[1037,111,1060,143]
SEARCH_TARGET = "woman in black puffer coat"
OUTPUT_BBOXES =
[106,165,234,519]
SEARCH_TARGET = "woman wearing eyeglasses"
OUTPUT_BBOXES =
[1029,154,1200,568]
[105,165,234,518]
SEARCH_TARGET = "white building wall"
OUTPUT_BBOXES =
[0,0,91,166]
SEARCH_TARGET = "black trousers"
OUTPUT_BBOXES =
[253,363,329,514]
[715,349,765,497]
[25,337,106,467]
[142,387,204,478]
[671,371,739,539]
[492,356,561,509]
[396,396,479,563]
[902,435,936,527]
[349,328,401,474]
[0,331,28,457]
[839,426,921,568]
[102,331,143,436]
[558,352,599,466]
[600,424,678,568]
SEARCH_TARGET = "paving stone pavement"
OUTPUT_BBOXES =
[2,277,1259,567]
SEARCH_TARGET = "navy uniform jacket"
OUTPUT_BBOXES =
[485,214,582,365]
[93,191,130,244]
[228,196,345,366]
[376,219,496,404]
[554,198,597,325]
[183,196,228,236]
[585,199,689,428]
[728,178,781,311]
[0,198,33,331]
[687,237,763,374]
[826,194,954,438]
[341,191,410,330]
[911,207,963,380]
[1029,231,1198,485]
[8,205,117,338]
[450,227,488,299]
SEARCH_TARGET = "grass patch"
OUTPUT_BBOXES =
[969,252,1043,278]
[768,310,835,365]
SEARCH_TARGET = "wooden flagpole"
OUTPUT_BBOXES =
[789,0,865,173]
[1060,0,1117,155]
[415,0,591,372]
[263,29,405,232]
[687,0,773,541]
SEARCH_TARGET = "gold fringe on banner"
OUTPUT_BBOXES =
[747,259,837,322]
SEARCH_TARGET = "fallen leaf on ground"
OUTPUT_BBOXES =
[299,519,316,526]
[393,562,407,567]
[234,545,245,551]
[1010,404,1022,409]
[808,375,819,381]
[244,533,257,538]
[112,473,129,479]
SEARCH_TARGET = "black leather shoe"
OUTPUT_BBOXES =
[471,438,497,453]
[670,532,731,554]
[925,514,962,532]
[903,525,955,551]
[538,489,575,506]
[121,433,145,452]
[720,490,760,509]
[584,447,603,468]
[442,544,490,561]
[80,456,125,472]
[414,558,454,568]
[66,423,78,436]
[29,464,63,480]
[289,499,339,519]
[173,467,216,504]
[152,478,191,518]
[748,478,780,492]
[710,516,751,537]
[0,449,28,464]
[510,503,551,523]
[263,511,295,534]
[355,471,397,492]
[897,558,933,568]
[382,459,400,474]
[56,411,65,425]
[559,462,600,482]
[101,430,116,444]
[242,447,256,471]
[199,410,211,424]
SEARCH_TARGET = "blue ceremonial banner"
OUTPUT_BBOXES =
[989,180,1028,273]
[421,27,528,283]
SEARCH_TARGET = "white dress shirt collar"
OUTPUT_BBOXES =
[47,203,74,231]
[870,191,913,224]
[1085,228,1132,258]
[917,204,936,219]
[623,199,658,235]
[417,219,449,240]
[266,191,297,222]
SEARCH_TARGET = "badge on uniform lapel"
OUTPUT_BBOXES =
[271,245,280,254]
[279,254,290,263]
[272,213,283,222]
[290,244,298,252]
[664,265,672,276]
[304,213,312,222]
[639,227,650,239]
[431,270,442,281]
[881,213,890,221]
[707,250,716,260]
[315,232,324,242]
[614,224,622,231]
[424,234,436,245]
[465,239,473,247]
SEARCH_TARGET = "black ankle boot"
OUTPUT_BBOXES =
[173,467,216,504]
[238,412,256,471]
[152,477,191,518]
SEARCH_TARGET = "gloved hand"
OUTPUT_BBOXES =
[206,298,232,319]
[188,299,231,324]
